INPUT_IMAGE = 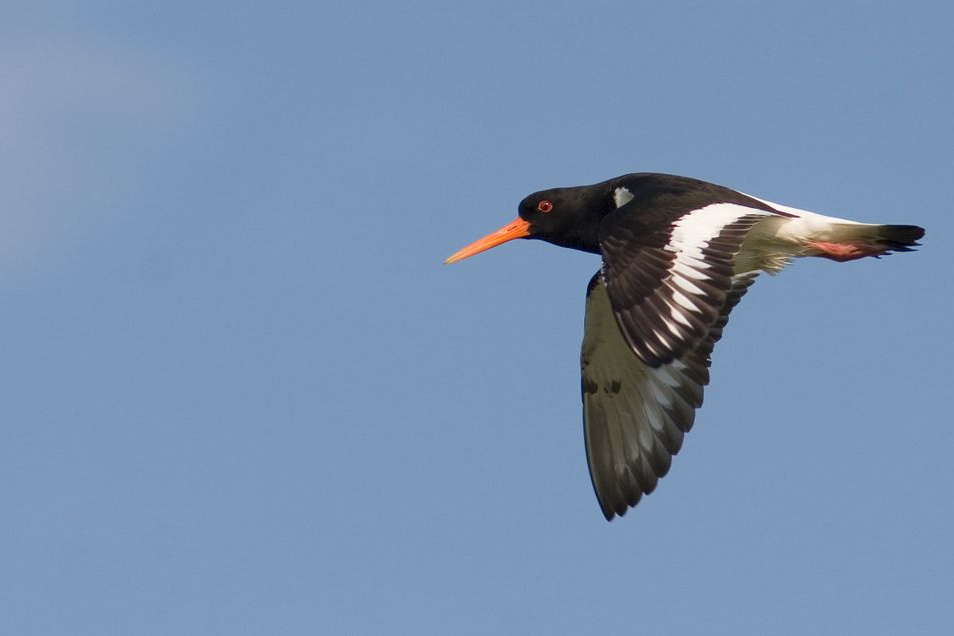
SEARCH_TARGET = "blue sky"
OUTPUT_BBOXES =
[1,1,951,634]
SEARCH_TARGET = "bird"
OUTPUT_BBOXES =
[444,172,925,521]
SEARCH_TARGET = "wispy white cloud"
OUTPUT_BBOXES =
[0,33,198,279]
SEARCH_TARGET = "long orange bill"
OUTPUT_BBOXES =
[444,217,531,264]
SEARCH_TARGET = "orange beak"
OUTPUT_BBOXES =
[444,217,531,264]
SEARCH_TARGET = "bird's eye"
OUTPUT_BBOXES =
[537,200,553,213]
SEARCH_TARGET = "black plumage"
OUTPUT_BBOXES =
[446,172,924,520]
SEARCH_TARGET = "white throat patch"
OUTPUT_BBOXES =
[613,187,634,208]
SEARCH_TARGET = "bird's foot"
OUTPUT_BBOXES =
[808,241,883,262]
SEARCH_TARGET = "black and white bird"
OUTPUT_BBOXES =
[445,172,925,521]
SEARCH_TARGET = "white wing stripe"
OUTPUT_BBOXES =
[673,276,706,296]
[670,308,693,328]
[671,289,698,310]
[671,260,713,280]
[670,203,766,244]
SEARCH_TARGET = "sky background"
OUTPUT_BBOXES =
[1,1,951,634]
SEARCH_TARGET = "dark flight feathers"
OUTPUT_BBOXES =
[582,270,759,520]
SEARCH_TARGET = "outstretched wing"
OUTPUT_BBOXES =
[600,201,769,367]
[581,270,759,520]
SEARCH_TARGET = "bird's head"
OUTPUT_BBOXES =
[444,185,613,264]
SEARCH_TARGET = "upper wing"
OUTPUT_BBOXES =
[581,270,759,520]
[599,202,769,366]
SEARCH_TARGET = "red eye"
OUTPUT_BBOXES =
[537,200,553,213]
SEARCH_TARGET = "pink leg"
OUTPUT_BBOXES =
[808,241,884,262]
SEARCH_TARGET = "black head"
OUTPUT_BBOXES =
[514,186,613,254]
[444,180,619,264]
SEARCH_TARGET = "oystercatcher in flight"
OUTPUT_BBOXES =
[445,172,924,521]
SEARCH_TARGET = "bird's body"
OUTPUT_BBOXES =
[446,173,924,520]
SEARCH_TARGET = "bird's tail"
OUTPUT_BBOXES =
[810,223,925,262]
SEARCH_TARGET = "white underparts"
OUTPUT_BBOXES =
[735,196,878,274]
